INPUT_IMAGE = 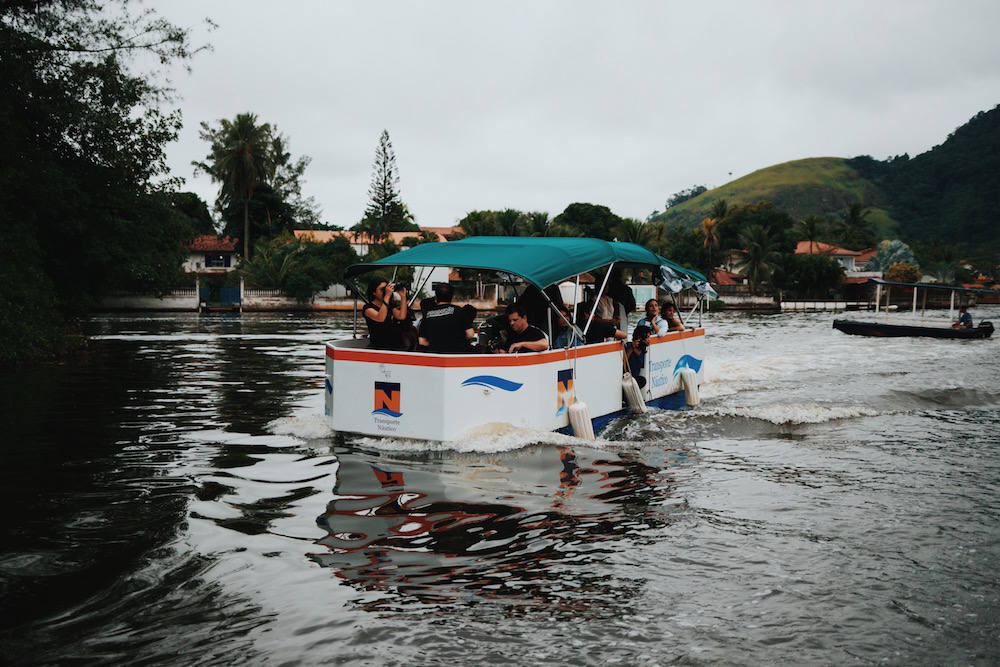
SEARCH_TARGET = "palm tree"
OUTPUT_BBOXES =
[737,224,780,294]
[798,215,823,254]
[701,216,720,268]
[195,113,275,258]
[527,211,552,237]
[836,204,875,250]
[613,217,647,244]
[708,198,728,222]
[495,208,525,236]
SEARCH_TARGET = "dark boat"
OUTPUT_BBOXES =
[833,319,994,339]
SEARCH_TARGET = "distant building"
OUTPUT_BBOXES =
[293,226,460,256]
[794,241,862,270]
[185,235,239,273]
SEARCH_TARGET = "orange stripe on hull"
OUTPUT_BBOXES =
[326,328,704,367]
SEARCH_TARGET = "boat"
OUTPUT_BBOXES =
[324,237,716,441]
[833,278,994,339]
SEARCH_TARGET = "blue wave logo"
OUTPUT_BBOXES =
[461,375,523,392]
[372,407,403,418]
[673,355,702,375]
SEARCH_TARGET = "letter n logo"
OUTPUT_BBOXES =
[372,381,402,418]
[556,369,575,416]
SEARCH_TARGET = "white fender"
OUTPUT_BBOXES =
[622,373,647,414]
[568,401,595,440]
[678,367,700,407]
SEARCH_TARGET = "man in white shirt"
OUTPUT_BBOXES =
[634,299,670,337]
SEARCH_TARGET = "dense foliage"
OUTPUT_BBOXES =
[242,235,358,301]
[0,0,203,363]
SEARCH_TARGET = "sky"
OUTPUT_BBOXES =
[154,0,1000,228]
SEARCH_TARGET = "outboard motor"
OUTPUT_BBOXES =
[978,321,993,336]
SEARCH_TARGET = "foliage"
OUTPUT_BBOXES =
[171,192,216,235]
[836,203,877,249]
[736,225,782,294]
[716,201,795,254]
[884,261,921,283]
[0,0,204,363]
[195,113,318,257]
[867,239,916,272]
[241,234,358,301]
[551,203,622,241]
[219,184,295,252]
[353,130,417,241]
[797,215,824,253]
[612,218,649,244]
[645,223,711,277]
[665,185,707,209]
[771,253,844,298]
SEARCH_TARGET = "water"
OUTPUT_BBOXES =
[1,309,998,664]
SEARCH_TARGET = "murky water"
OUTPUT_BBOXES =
[1,308,998,664]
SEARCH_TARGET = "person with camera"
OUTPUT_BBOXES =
[624,325,652,388]
[417,283,475,354]
[494,303,549,354]
[362,278,408,350]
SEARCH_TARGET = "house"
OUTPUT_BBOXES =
[293,226,461,256]
[794,241,862,270]
[185,235,239,273]
[854,248,878,271]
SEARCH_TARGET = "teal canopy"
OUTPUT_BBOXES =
[345,236,705,289]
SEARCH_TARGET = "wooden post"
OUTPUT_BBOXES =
[921,289,927,319]
[912,286,918,315]
[875,284,882,314]
[949,290,955,320]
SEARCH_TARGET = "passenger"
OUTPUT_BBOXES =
[607,267,637,324]
[362,278,407,350]
[551,305,582,349]
[954,305,974,329]
[624,325,651,388]
[495,303,549,354]
[417,283,475,353]
[636,299,669,337]
[662,301,686,332]
[577,301,627,345]
[519,285,566,336]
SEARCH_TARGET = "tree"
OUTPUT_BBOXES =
[798,215,823,254]
[836,203,877,250]
[494,208,526,236]
[0,0,205,362]
[884,261,921,283]
[354,130,417,241]
[867,239,917,272]
[242,233,358,301]
[527,211,553,237]
[665,185,707,209]
[551,203,622,240]
[737,225,781,294]
[701,216,720,269]
[219,184,295,251]
[708,199,729,221]
[772,253,844,298]
[171,192,217,235]
[613,217,648,244]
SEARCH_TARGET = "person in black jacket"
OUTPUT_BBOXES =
[417,283,475,353]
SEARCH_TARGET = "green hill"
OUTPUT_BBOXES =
[653,104,1000,250]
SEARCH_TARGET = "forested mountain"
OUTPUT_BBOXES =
[653,104,1000,251]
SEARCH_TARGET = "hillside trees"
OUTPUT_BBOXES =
[0,0,204,362]
[836,204,876,249]
[551,203,621,240]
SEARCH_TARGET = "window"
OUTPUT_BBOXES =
[205,253,230,268]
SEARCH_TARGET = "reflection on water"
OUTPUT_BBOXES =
[0,310,997,664]
[312,445,688,610]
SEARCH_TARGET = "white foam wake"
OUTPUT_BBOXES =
[266,414,336,440]
[356,422,596,454]
[712,402,882,425]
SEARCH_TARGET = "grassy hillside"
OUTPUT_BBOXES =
[653,157,900,239]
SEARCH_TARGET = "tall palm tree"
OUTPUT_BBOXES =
[798,214,822,254]
[527,211,552,237]
[708,198,728,222]
[495,208,525,236]
[196,113,275,258]
[737,224,780,294]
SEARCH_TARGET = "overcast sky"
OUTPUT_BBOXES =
[155,0,1000,228]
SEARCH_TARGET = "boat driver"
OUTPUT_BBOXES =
[954,305,974,329]
[495,303,549,354]
[417,283,475,353]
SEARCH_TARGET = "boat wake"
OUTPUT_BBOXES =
[356,422,597,454]
[266,415,336,440]
[710,402,883,425]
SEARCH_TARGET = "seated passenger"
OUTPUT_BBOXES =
[551,306,582,349]
[417,283,475,353]
[636,299,669,337]
[662,301,686,332]
[495,303,549,354]
[362,278,407,350]
[954,305,974,329]
[624,325,651,388]
[577,301,627,345]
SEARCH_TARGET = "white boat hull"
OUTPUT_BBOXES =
[325,329,705,441]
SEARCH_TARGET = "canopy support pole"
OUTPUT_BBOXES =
[540,286,584,342]
[409,266,433,308]
[583,263,615,337]
[570,273,581,346]
[921,288,927,319]
[912,286,918,315]
[949,290,955,320]
[874,283,882,315]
